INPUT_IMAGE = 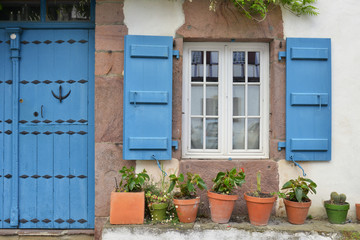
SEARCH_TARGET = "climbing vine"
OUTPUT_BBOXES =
[207,0,319,22]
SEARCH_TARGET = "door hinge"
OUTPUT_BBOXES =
[173,50,180,59]
[278,51,286,61]
[172,140,178,150]
[278,141,286,151]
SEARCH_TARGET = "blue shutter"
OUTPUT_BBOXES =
[123,35,173,160]
[284,38,331,161]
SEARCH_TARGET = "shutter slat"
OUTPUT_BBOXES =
[290,139,328,151]
[130,44,169,58]
[291,93,328,106]
[129,138,168,150]
[291,47,328,60]
[129,91,168,104]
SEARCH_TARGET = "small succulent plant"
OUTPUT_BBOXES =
[330,192,347,205]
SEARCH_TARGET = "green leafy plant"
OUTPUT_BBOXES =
[329,192,347,205]
[168,172,207,199]
[211,167,245,195]
[277,176,317,202]
[115,166,149,192]
[208,0,319,22]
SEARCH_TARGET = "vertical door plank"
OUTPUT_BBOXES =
[53,125,70,229]
[69,125,88,228]
[37,126,54,228]
[18,128,37,228]
[0,29,5,228]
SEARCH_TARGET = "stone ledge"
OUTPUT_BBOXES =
[102,217,360,240]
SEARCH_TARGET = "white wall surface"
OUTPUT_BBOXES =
[124,0,185,37]
[281,0,360,220]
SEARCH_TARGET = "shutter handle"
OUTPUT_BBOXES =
[318,94,321,111]
[134,92,137,107]
[41,105,44,118]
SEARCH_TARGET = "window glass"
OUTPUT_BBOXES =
[47,0,90,22]
[233,51,245,82]
[0,1,41,21]
[248,85,260,116]
[191,118,203,149]
[248,118,260,149]
[233,85,245,116]
[191,51,203,82]
[206,51,218,82]
[248,51,260,82]
[206,118,218,149]
[206,86,218,116]
[233,119,245,149]
[191,85,203,115]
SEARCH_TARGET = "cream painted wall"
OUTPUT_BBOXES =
[281,0,360,220]
[124,0,185,37]
[123,0,185,179]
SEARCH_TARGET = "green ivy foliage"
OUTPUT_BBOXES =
[208,0,318,22]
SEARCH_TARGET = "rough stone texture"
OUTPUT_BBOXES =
[172,38,184,160]
[95,52,124,76]
[179,160,279,219]
[95,217,108,240]
[95,25,127,51]
[96,2,124,25]
[0,229,94,240]
[95,142,135,217]
[269,39,286,160]
[177,0,283,40]
[95,76,123,143]
[102,218,357,240]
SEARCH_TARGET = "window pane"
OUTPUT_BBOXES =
[0,1,41,21]
[248,85,260,116]
[206,51,218,82]
[191,85,203,115]
[233,85,245,116]
[206,86,218,116]
[233,51,245,82]
[233,119,245,149]
[248,118,260,149]
[191,51,203,82]
[206,118,218,149]
[248,52,260,82]
[191,118,203,149]
[47,0,91,22]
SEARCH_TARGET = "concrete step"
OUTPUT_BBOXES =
[0,229,94,240]
[102,217,360,240]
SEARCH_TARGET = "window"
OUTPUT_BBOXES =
[182,42,269,159]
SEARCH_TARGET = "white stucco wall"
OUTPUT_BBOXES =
[281,0,360,220]
[124,0,185,37]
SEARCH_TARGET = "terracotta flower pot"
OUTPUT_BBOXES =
[173,197,200,223]
[244,193,276,226]
[356,204,360,221]
[207,190,238,223]
[283,198,311,225]
[110,191,145,224]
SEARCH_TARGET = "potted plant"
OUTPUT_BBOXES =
[277,176,317,225]
[244,171,276,226]
[110,166,149,224]
[168,172,207,223]
[324,192,350,224]
[144,169,172,222]
[208,167,245,223]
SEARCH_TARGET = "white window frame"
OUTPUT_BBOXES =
[182,42,269,159]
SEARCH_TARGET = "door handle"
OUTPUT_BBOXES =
[41,105,44,118]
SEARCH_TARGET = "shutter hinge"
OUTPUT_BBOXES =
[173,50,180,59]
[278,141,286,151]
[278,51,286,61]
[172,140,178,150]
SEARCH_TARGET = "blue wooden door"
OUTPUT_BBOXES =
[0,29,94,229]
